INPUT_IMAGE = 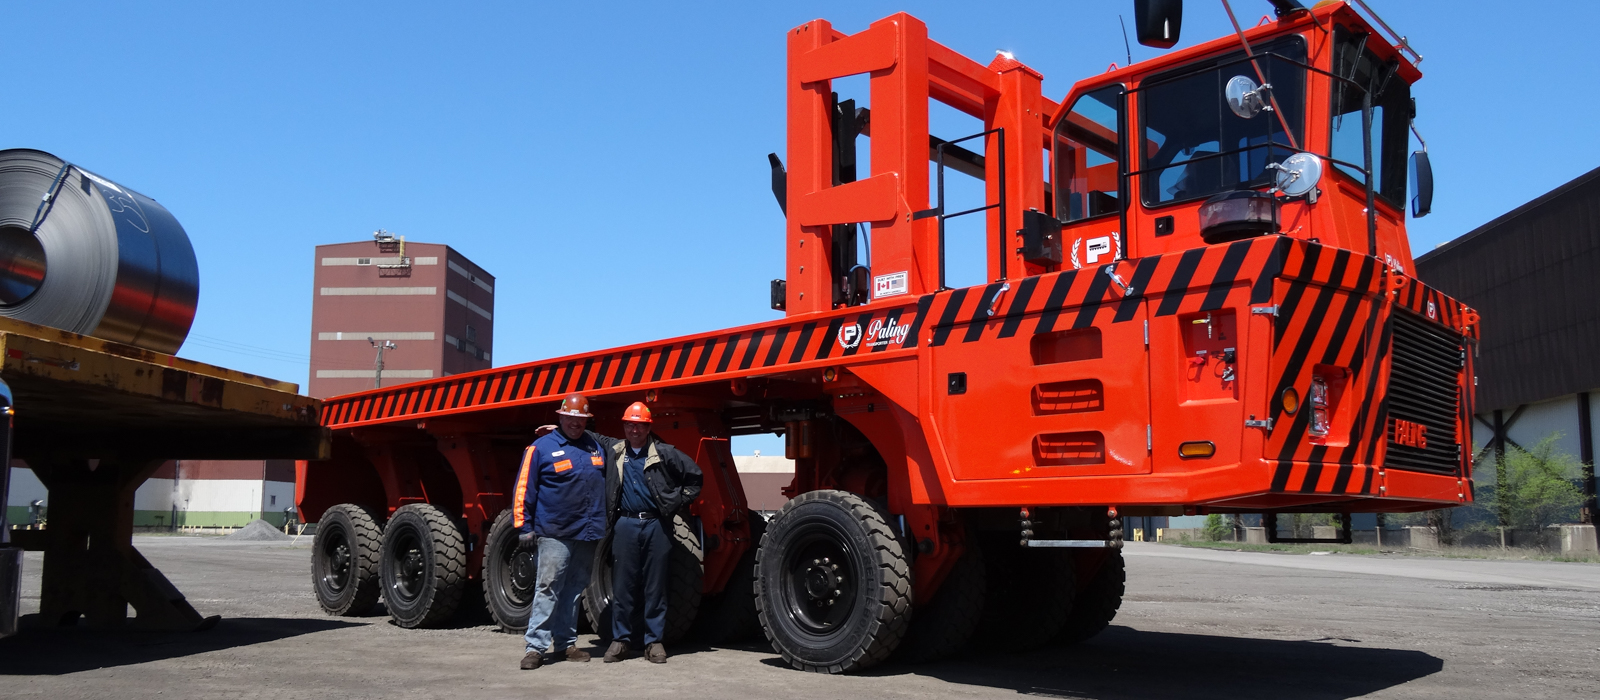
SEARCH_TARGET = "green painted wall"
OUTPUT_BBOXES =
[7,507,289,529]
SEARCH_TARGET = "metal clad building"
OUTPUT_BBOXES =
[1416,164,1600,521]
[310,234,495,398]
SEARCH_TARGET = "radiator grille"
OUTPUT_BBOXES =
[1384,310,1463,474]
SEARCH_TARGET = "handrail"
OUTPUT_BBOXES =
[913,127,1006,289]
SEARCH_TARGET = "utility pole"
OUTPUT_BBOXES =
[368,338,397,389]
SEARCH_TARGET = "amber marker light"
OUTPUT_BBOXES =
[823,368,837,382]
[1178,441,1216,459]
[644,389,658,403]
[1281,387,1300,415]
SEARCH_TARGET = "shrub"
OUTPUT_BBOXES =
[1202,513,1229,541]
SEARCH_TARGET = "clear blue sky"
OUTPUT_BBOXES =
[4,1,1596,452]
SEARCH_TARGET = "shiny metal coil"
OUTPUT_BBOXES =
[0,149,198,354]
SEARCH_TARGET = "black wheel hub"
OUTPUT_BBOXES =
[508,550,537,604]
[802,558,843,602]
[782,525,859,635]
[322,530,352,592]
[390,530,426,602]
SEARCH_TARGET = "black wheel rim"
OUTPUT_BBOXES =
[779,519,860,636]
[495,533,537,607]
[320,525,352,593]
[389,526,426,603]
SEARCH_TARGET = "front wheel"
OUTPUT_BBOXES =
[482,509,537,633]
[379,503,467,629]
[755,490,912,674]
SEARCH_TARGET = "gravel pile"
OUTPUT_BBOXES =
[225,519,293,541]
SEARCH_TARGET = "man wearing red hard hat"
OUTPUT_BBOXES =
[599,401,702,664]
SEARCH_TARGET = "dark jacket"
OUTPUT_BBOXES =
[590,431,703,525]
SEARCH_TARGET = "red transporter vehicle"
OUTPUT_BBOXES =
[298,1,1477,673]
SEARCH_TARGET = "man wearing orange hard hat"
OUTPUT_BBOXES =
[516,393,609,670]
[599,401,702,664]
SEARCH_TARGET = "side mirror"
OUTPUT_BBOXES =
[1409,150,1433,218]
[1133,0,1183,49]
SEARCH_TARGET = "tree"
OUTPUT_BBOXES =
[1202,513,1229,541]
[1480,433,1586,536]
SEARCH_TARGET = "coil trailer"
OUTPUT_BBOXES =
[0,317,325,633]
[301,2,1477,673]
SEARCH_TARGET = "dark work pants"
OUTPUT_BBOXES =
[611,515,670,645]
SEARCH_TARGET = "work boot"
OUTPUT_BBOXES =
[603,640,631,663]
[564,646,592,662]
[646,642,667,664]
[520,651,543,670]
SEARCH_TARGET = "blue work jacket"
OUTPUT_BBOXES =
[514,429,607,540]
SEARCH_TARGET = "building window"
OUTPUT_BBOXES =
[270,495,277,505]
[466,326,477,343]
[357,258,371,265]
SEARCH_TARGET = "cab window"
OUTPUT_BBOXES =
[1329,24,1411,208]
[1138,36,1308,207]
[1053,85,1124,222]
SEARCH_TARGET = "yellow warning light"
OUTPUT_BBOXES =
[1178,441,1217,459]
[822,368,837,382]
[1282,387,1301,415]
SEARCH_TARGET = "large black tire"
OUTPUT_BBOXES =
[755,490,912,674]
[311,504,383,616]
[584,514,704,644]
[971,533,1073,651]
[1055,549,1125,645]
[482,509,537,633]
[379,503,468,628]
[893,536,985,663]
[690,515,767,644]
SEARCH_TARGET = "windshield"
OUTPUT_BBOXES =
[1053,85,1124,222]
[1138,36,1307,207]
[1329,24,1411,208]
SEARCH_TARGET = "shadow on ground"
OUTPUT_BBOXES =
[761,626,1443,699]
[0,617,363,676]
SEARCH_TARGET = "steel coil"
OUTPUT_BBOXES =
[0,149,198,354]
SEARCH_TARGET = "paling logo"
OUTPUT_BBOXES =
[837,323,862,349]
[837,318,912,350]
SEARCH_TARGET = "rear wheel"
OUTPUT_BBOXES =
[755,490,912,674]
[971,533,1073,651]
[311,504,382,616]
[482,509,537,633]
[893,535,985,663]
[691,515,767,644]
[1055,549,1125,645]
[584,514,704,643]
[379,503,467,628]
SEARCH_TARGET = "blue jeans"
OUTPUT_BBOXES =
[524,536,598,655]
[611,515,670,645]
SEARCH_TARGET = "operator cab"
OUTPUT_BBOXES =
[1049,1,1428,270]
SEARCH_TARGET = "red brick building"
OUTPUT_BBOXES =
[310,233,495,398]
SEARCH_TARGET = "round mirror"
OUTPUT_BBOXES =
[1225,75,1263,119]
[1274,153,1323,198]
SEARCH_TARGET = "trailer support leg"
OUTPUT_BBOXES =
[25,458,217,631]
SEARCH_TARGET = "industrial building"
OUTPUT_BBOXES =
[309,231,495,398]
[1416,164,1600,525]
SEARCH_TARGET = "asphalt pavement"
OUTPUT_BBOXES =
[0,538,1594,699]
